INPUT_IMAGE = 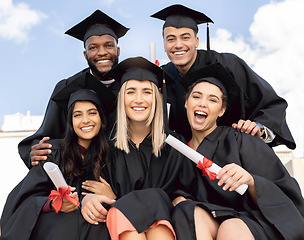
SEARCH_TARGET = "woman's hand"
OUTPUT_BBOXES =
[82,176,116,199]
[52,186,79,213]
[81,194,116,225]
[217,163,256,199]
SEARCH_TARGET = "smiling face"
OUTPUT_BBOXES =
[84,34,120,79]
[185,81,226,138]
[163,27,199,75]
[72,101,102,149]
[124,80,154,125]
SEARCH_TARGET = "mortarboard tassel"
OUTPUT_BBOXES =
[240,89,246,119]
[162,73,169,136]
[205,23,212,65]
[154,60,169,135]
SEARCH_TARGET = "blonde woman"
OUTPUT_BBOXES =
[82,57,198,240]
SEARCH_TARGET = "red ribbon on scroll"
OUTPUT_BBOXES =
[48,187,80,213]
[196,157,217,181]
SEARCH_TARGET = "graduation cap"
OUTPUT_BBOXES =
[103,57,169,88]
[151,4,213,33]
[180,63,246,124]
[52,72,117,115]
[65,10,129,43]
[151,4,213,53]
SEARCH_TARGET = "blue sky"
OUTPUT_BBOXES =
[1,0,304,156]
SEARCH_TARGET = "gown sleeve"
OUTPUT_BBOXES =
[238,132,304,239]
[0,140,61,239]
[216,52,295,149]
[17,80,68,168]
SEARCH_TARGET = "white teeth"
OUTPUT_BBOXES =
[81,126,93,131]
[174,51,186,55]
[195,111,207,116]
[97,59,110,63]
[133,107,145,111]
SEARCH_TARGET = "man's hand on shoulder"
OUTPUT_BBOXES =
[232,119,262,138]
[30,137,52,166]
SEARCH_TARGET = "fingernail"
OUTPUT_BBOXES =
[94,222,99,225]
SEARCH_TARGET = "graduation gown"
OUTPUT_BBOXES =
[172,126,304,239]
[17,69,120,168]
[105,132,199,233]
[1,139,111,240]
[163,49,295,149]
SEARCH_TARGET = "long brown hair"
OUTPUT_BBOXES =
[60,100,109,180]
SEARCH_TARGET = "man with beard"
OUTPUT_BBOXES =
[151,4,295,150]
[19,10,129,168]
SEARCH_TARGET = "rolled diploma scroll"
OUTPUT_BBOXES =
[43,162,68,189]
[165,134,248,195]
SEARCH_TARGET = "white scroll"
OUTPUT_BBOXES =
[43,162,68,189]
[165,134,248,195]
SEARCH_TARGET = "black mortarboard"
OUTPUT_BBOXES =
[151,4,213,33]
[103,57,168,88]
[181,63,243,104]
[181,63,247,123]
[52,72,117,115]
[65,10,129,43]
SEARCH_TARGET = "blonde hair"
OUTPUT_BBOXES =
[114,81,165,157]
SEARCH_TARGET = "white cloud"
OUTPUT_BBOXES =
[250,0,304,157]
[0,0,46,44]
[199,28,258,67]
[203,0,304,157]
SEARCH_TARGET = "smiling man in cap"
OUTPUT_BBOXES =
[151,4,295,149]
[18,10,129,168]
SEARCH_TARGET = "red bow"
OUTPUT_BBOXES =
[48,187,80,213]
[196,157,217,181]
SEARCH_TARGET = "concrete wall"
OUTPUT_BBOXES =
[0,131,32,216]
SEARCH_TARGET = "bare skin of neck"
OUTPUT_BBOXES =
[189,127,215,150]
[129,121,151,148]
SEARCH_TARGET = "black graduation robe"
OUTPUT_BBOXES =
[163,49,295,149]
[17,69,120,168]
[1,139,111,240]
[105,132,199,233]
[171,126,304,239]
